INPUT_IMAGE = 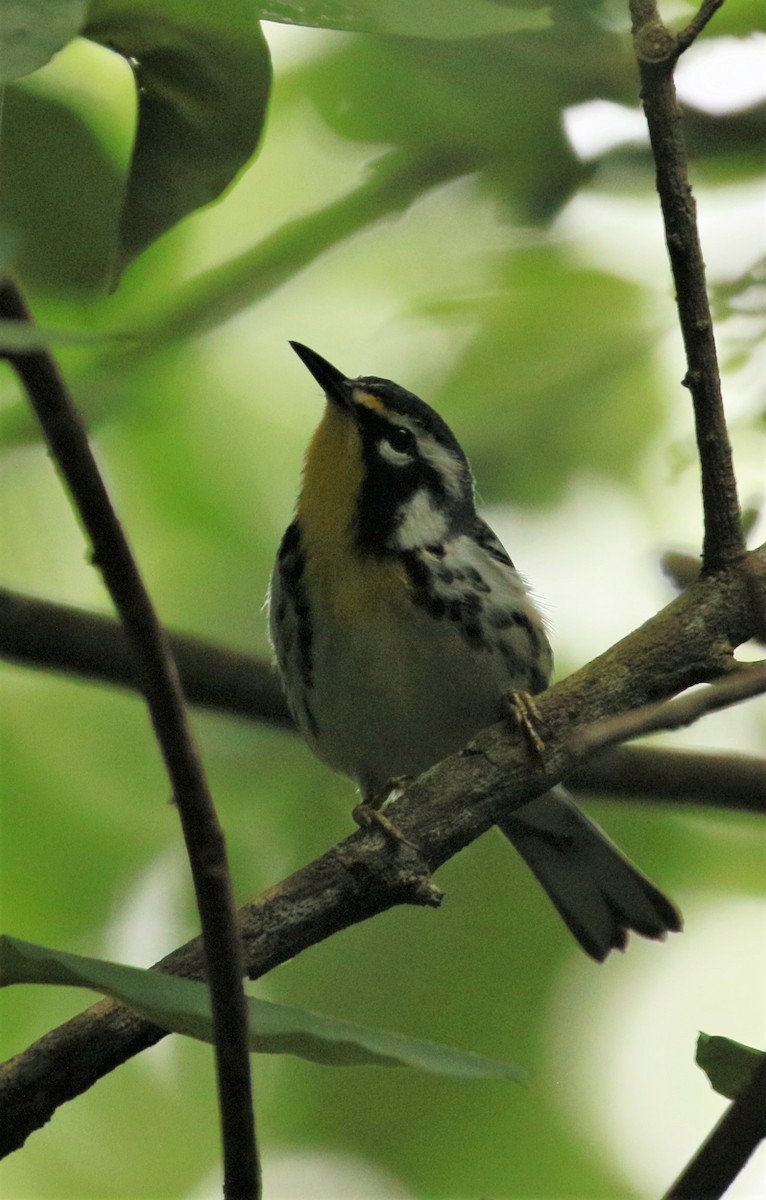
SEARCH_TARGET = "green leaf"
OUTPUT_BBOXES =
[696,1032,764,1100]
[0,0,87,84]
[0,935,526,1079]
[0,74,128,293]
[84,0,272,266]
[257,0,551,39]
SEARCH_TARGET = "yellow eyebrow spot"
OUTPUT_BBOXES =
[351,388,387,415]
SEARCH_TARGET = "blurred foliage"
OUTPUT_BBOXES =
[1,1,765,1197]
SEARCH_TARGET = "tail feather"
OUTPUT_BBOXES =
[498,786,682,962]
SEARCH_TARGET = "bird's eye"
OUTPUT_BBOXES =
[385,426,416,455]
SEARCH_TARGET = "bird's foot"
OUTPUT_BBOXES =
[503,690,546,758]
[353,776,417,849]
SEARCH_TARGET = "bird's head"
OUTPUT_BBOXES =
[290,341,475,556]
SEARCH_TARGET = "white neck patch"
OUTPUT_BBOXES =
[418,436,468,501]
[393,488,448,550]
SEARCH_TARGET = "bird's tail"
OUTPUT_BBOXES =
[497,785,682,961]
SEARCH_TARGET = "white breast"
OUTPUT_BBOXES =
[273,529,552,799]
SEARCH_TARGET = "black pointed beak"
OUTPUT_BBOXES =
[289,342,349,406]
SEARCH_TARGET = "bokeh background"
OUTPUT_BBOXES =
[1,6,765,1197]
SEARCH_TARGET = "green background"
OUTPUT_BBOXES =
[1,2,764,1196]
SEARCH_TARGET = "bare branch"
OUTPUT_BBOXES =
[676,0,727,56]
[567,746,766,813]
[0,588,290,727]
[0,280,259,1197]
[630,0,744,571]
[1,543,763,1157]
[571,664,766,759]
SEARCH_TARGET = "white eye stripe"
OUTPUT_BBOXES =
[378,439,414,467]
[374,415,468,503]
[417,436,467,499]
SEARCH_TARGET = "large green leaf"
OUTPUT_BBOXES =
[0,935,526,1079]
[0,0,86,83]
[0,76,128,292]
[85,0,272,267]
[257,0,550,39]
[696,1032,763,1100]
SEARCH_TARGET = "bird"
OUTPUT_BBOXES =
[268,341,682,961]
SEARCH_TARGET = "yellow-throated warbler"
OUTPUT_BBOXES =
[269,342,681,960]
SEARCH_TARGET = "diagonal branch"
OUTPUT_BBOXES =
[571,663,766,757]
[1,542,763,1157]
[676,0,726,54]
[629,0,745,572]
[0,279,259,1198]
[663,1047,766,1199]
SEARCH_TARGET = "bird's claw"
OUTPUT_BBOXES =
[504,690,546,758]
[353,776,417,849]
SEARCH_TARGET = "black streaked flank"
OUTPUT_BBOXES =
[473,520,516,569]
[402,550,497,650]
[465,566,491,593]
[277,520,313,687]
[489,610,518,630]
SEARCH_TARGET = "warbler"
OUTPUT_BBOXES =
[269,342,682,961]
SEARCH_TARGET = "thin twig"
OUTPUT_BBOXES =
[676,0,726,55]
[570,664,766,759]
[0,279,259,1198]
[2,587,764,809]
[663,1048,766,1199]
[630,0,744,572]
[1,542,763,1157]
[630,7,761,1196]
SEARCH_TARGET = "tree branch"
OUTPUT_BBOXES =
[1,543,763,1157]
[2,586,764,809]
[628,7,764,1195]
[0,280,259,1197]
[676,0,726,55]
[571,664,766,758]
[0,587,290,727]
[663,1047,766,1199]
[567,746,766,813]
[630,0,744,571]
